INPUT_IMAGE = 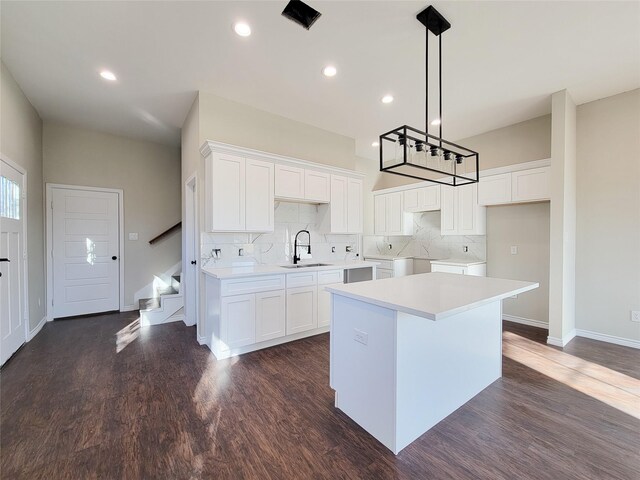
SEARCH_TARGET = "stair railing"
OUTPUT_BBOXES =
[149,222,181,245]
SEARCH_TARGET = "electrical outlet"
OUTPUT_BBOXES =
[631,311,640,323]
[510,246,518,255]
[346,246,353,253]
[354,329,368,345]
[388,244,393,250]
[212,248,221,259]
[331,246,335,253]
[463,245,468,253]
[128,232,138,241]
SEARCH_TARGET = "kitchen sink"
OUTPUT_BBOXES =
[281,263,333,269]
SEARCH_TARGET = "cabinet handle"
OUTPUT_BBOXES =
[112,256,118,260]
[0,258,10,262]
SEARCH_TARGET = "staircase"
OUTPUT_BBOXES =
[139,274,184,326]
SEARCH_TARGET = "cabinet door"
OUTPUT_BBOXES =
[221,294,255,350]
[374,195,386,235]
[385,192,403,235]
[255,290,285,343]
[420,185,441,211]
[330,175,348,234]
[403,189,419,212]
[286,286,318,335]
[512,166,550,203]
[431,264,466,275]
[458,184,478,235]
[478,173,512,206]
[347,178,363,233]
[245,159,274,232]
[440,186,457,235]
[376,268,393,279]
[209,153,245,231]
[318,283,341,328]
[275,164,305,199]
[305,170,330,203]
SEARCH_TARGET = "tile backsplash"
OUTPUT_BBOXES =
[201,202,359,268]
[363,211,486,261]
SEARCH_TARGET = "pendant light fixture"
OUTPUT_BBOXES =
[379,5,479,186]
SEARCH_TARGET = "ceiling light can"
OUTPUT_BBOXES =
[234,22,251,37]
[323,65,337,77]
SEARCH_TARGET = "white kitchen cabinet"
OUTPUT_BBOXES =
[440,184,486,236]
[275,164,305,199]
[207,153,246,232]
[403,185,441,212]
[255,290,286,343]
[321,175,363,234]
[430,261,486,276]
[221,294,255,349]
[374,192,413,236]
[318,282,341,328]
[245,159,275,231]
[206,154,274,232]
[512,167,550,203]
[478,166,550,206]
[478,173,511,206]
[364,257,413,279]
[376,269,393,279]
[304,170,331,203]
[286,285,318,335]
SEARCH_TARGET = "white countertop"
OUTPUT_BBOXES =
[363,254,438,261]
[325,272,538,321]
[430,258,486,267]
[202,260,378,279]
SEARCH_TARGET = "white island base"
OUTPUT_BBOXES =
[328,273,538,455]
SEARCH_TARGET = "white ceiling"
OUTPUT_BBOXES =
[2,1,639,160]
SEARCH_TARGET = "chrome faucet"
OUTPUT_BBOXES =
[293,230,311,265]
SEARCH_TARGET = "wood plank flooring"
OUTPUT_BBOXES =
[1,313,639,479]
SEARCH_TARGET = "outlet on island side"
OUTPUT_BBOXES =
[354,328,368,345]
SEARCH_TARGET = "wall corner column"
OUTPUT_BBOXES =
[548,90,577,347]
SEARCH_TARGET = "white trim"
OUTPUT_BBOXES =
[27,316,47,341]
[503,314,548,329]
[46,183,125,318]
[575,329,640,350]
[184,173,199,328]
[0,155,30,348]
[547,329,576,347]
[373,158,552,196]
[200,140,365,179]
[120,304,138,312]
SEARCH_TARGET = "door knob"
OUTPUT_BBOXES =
[112,256,118,260]
[191,260,197,265]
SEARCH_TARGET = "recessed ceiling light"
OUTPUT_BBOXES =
[381,95,394,104]
[372,141,380,147]
[234,22,251,37]
[430,118,441,126]
[99,70,117,81]
[322,65,337,77]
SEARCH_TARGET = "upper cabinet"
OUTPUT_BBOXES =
[479,166,550,206]
[441,184,486,236]
[206,153,274,233]
[403,185,440,212]
[321,175,363,234]
[374,192,413,236]
[275,165,331,203]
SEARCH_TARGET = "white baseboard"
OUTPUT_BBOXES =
[120,304,138,312]
[27,316,47,341]
[547,329,576,347]
[503,314,548,329]
[575,329,640,350]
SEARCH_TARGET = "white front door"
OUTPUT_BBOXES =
[1,159,27,365]
[52,187,120,318]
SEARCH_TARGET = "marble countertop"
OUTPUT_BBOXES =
[363,254,438,261]
[202,260,379,279]
[325,272,538,320]
[429,258,486,267]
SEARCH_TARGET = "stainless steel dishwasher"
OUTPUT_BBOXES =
[344,266,373,283]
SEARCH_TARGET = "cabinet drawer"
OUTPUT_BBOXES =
[376,268,393,279]
[431,264,466,275]
[318,269,343,285]
[221,274,285,296]
[366,258,393,270]
[286,271,318,288]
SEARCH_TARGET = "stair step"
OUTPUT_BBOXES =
[139,297,161,311]
[172,274,181,283]
[156,286,178,296]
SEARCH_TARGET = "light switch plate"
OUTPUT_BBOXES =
[128,233,138,241]
[510,246,518,255]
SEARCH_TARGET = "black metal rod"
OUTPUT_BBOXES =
[425,26,429,135]
[439,34,442,148]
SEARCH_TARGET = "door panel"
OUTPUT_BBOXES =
[255,290,285,342]
[245,159,274,232]
[1,160,26,365]
[52,188,119,318]
[286,286,317,335]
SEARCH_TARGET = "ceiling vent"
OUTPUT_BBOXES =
[281,0,321,30]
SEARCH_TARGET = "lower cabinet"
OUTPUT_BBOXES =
[318,282,342,327]
[430,262,486,276]
[255,290,286,343]
[286,286,318,335]
[221,294,256,350]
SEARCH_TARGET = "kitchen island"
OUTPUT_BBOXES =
[326,272,538,454]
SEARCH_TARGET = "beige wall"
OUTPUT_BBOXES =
[0,60,45,330]
[373,115,551,191]
[198,92,357,170]
[43,122,181,308]
[487,203,550,324]
[575,89,640,340]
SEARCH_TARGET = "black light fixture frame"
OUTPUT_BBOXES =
[379,5,479,186]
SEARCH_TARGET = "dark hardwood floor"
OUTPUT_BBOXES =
[1,313,639,479]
